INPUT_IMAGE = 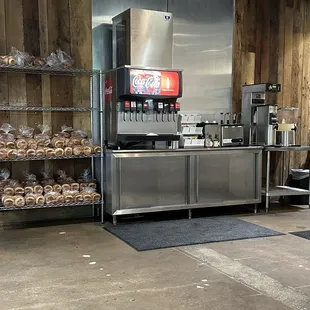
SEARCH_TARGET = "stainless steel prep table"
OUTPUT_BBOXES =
[104,147,263,224]
[263,146,310,212]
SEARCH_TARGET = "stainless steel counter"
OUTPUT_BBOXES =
[104,147,263,224]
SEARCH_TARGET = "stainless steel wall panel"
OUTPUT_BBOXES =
[169,0,233,114]
[92,0,167,27]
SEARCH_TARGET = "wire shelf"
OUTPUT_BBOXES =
[0,64,100,76]
[0,106,93,112]
[0,201,102,212]
[0,154,101,162]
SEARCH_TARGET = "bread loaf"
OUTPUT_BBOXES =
[45,148,55,157]
[14,196,25,207]
[44,185,53,194]
[70,183,79,191]
[16,139,27,149]
[36,195,45,206]
[82,193,92,203]
[45,192,56,205]
[2,196,14,208]
[34,185,43,195]
[91,192,101,202]
[72,146,83,156]
[88,183,96,189]
[64,193,74,203]
[0,148,7,159]
[61,184,71,192]
[55,195,64,204]
[24,186,34,195]
[93,146,101,154]
[15,186,25,195]
[26,149,36,158]
[4,186,14,196]
[55,148,64,157]
[7,149,17,159]
[53,184,62,193]
[6,141,16,149]
[17,149,27,158]
[25,194,36,206]
[75,193,84,203]
[52,137,65,148]
[79,183,88,191]
[63,147,73,157]
[83,146,92,156]
[36,148,45,157]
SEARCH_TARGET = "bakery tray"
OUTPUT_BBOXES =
[0,154,101,162]
[0,201,102,211]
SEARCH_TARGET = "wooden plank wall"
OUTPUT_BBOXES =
[0,0,92,180]
[233,0,310,172]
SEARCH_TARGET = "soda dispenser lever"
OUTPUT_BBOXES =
[123,101,130,121]
[130,101,136,121]
[142,102,148,122]
[136,102,143,121]
[154,102,163,122]
[163,103,169,122]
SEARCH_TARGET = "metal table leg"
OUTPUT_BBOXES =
[188,209,192,219]
[282,151,287,186]
[266,151,270,213]
[113,215,117,225]
[254,204,258,214]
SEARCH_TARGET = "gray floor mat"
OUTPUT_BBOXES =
[105,216,283,251]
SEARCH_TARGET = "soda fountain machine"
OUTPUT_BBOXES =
[104,66,183,149]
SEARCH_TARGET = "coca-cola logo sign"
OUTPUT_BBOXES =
[132,74,161,89]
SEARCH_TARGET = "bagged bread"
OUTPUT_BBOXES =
[56,170,75,185]
[7,149,17,159]
[54,125,73,138]
[0,123,15,142]
[64,147,73,157]
[71,129,87,139]
[35,124,51,147]
[6,141,15,149]
[36,195,45,206]
[24,186,34,195]
[40,170,55,186]
[55,194,64,205]
[17,125,34,139]
[17,149,27,158]
[23,173,39,187]
[70,183,79,191]
[43,185,53,194]
[63,190,77,203]
[53,184,62,193]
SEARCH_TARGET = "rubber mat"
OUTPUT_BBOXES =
[104,216,283,251]
[290,230,310,240]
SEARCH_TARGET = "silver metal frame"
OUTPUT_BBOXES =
[263,146,310,212]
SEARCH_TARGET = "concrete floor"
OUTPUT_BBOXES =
[1,207,310,310]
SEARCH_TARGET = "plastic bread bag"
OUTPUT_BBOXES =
[56,170,75,184]
[70,129,88,140]
[0,168,10,181]
[0,123,15,142]
[46,52,61,67]
[23,173,39,187]
[10,46,33,66]
[45,191,58,205]
[40,170,55,186]
[56,48,74,68]
[4,180,19,196]
[18,125,34,139]
[77,168,95,183]
[54,125,74,138]
[35,124,51,140]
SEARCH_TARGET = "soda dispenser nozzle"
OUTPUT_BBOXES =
[220,113,224,125]
[224,112,230,125]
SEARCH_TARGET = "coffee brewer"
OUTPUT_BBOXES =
[242,83,281,146]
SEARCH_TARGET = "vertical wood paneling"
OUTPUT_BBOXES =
[0,0,91,180]
[234,0,310,169]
